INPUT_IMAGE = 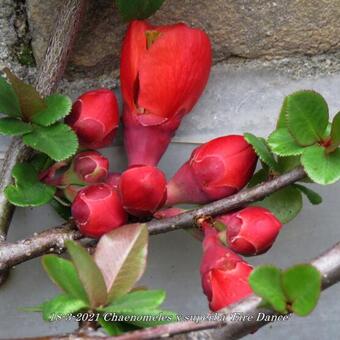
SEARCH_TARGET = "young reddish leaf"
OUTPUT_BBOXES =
[42,255,88,303]
[65,240,108,308]
[0,75,21,117]
[94,224,148,303]
[3,68,46,119]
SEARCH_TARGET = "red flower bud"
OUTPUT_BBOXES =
[217,206,282,256]
[166,135,258,205]
[121,20,212,166]
[39,161,68,186]
[66,89,119,149]
[62,151,109,186]
[200,226,253,311]
[72,183,127,238]
[118,165,167,217]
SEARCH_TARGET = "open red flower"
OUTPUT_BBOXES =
[66,89,119,149]
[72,183,127,238]
[200,225,253,311]
[166,135,258,205]
[121,20,212,166]
[217,206,282,256]
[118,165,167,217]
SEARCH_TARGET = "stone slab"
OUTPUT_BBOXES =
[26,0,340,77]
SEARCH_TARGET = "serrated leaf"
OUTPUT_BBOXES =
[244,133,279,171]
[50,198,72,220]
[42,255,88,303]
[276,96,288,129]
[103,290,166,311]
[294,184,322,205]
[0,75,21,117]
[301,145,340,185]
[65,240,108,308]
[94,224,148,303]
[330,112,340,150]
[253,185,302,224]
[249,265,287,313]
[4,163,55,207]
[286,90,329,146]
[4,68,45,119]
[42,294,87,321]
[23,123,78,161]
[116,0,165,21]
[32,94,72,126]
[268,128,305,156]
[282,264,321,316]
[0,117,32,136]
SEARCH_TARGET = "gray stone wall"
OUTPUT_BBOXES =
[27,0,340,78]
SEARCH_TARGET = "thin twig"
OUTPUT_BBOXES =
[0,0,88,282]
[0,166,306,272]
[10,240,340,340]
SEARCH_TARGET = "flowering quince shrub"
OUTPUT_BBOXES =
[0,1,339,336]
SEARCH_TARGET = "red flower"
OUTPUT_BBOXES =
[105,172,121,190]
[121,20,212,166]
[166,135,258,205]
[72,183,127,238]
[200,226,253,311]
[217,206,282,256]
[66,89,119,149]
[118,165,167,217]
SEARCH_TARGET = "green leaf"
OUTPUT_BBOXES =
[247,168,269,188]
[65,240,108,308]
[98,317,125,336]
[249,265,287,313]
[50,198,72,220]
[104,290,166,311]
[42,294,87,321]
[0,75,21,117]
[116,0,165,21]
[282,264,321,316]
[286,90,329,146]
[277,156,301,174]
[4,163,55,207]
[253,185,302,224]
[330,112,340,149]
[276,96,288,129]
[244,133,279,171]
[42,255,88,303]
[294,184,322,205]
[0,117,32,136]
[32,94,72,126]
[30,153,54,173]
[23,123,78,161]
[4,68,46,119]
[301,145,340,185]
[268,128,305,156]
[94,224,148,303]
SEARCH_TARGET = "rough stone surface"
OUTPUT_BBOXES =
[26,0,340,78]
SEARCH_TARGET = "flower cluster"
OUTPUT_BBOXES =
[40,19,282,313]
